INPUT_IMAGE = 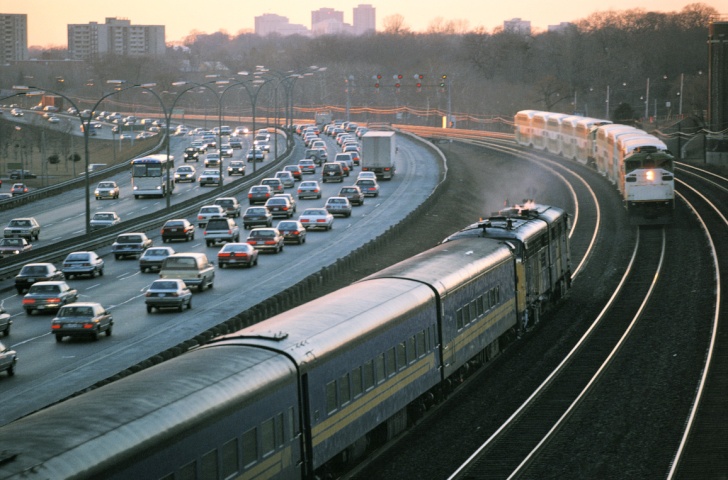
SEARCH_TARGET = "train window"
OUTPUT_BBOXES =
[469,301,477,321]
[363,360,375,390]
[287,407,296,441]
[242,428,257,467]
[261,417,275,456]
[179,461,196,480]
[477,296,485,316]
[386,348,396,377]
[326,381,337,414]
[456,308,464,329]
[397,342,406,371]
[352,366,363,397]
[340,373,351,406]
[221,439,239,478]
[201,449,218,479]
[376,354,386,383]
[496,286,501,304]
[407,336,416,363]
[276,413,285,448]
[416,331,426,357]
[489,289,496,308]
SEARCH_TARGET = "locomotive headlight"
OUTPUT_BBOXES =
[646,170,655,181]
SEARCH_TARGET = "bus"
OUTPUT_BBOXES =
[131,155,175,199]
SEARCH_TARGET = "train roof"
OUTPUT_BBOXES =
[0,347,294,479]
[211,278,436,370]
[361,238,514,299]
[443,203,566,248]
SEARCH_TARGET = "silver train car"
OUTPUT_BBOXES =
[0,208,569,480]
[514,110,674,225]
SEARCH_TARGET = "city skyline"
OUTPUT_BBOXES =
[5,0,725,48]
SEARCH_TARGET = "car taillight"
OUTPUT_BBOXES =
[22,298,35,305]
[47,298,62,304]
[264,240,276,245]
[317,219,326,223]
[198,215,204,220]
[248,194,253,198]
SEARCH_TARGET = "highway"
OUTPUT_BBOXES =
[0,127,444,426]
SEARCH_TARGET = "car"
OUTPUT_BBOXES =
[10,108,23,117]
[264,196,294,219]
[297,180,322,200]
[204,153,221,168]
[139,246,175,273]
[233,126,249,136]
[174,165,197,183]
[196,205,226,228]
[246,227,284,253]
[339,185,365,206]
[217,243,259,268]
[253,135,271,152]
[247,185,272,205]
[90,211,121,230]
[190,140,207,153]
[276,220,307,245]
[299,208,334,230]
[10,183,28,196]
[213,197,242,218]
[183,147,200,162]
[144,279,193,313]
[159,252,215,291]
[355,178,381,197]
[335,152,355,171]
[335,160,351,177]
[0,341,17,376]
[61,251,105,278]
[4,218,40,242]
[342,145,361,165]
[0,238,32,258]
[0,308,11,336]
[357,171,377,181]
[15,263,64,294]
[51,302,113,342]
[9,170,36,180]
[161,219,195,242]
[324,196,353,217]
[283,165,302,180]
[204,217,240,246]
[242,206,273,229]
[0,193,12,201]
[321,162,345,183]
[273,193,297,213]
[227,160,246,176]
[246,149,265,162]
[22,281,79,315]
[229,138,243,149]
[219,144,234,157]
[112,232,153,260]
[274,171,296,189]
[298,159,317,175]
[305,148,328,165]
[198,169,221,186]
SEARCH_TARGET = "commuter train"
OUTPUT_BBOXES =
[0,203,570,480]
[514,110,675,225]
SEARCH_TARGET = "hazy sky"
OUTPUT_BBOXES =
[7,0,725,47]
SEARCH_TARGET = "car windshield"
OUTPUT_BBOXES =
[201,208,219,214]
[150,281,178,290]
[3,239,23,246]
[59,306,94,317]
[93,214,114,220]
[247,208,267,215]
[165,221,184,227]
[278,222,297,229]
[99,182,115,188]
[29,284,60,294]
[117,235,141,243]
[163,257,197,269]
[145,249,169,256]
[250,230,275,238]
[178,167,193,172]
[66,253,90,261]
[223,244,249,252]
[303,209,326,215]
[9,220,31,227]
[20,265,48,275]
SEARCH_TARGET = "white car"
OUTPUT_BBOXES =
[357,171,377,181]
[299,208,334,231]
[174,165,197,183]
[198,169,221,187]
[90,212,121,230]
[196,205,226,227]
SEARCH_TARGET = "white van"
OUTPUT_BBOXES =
[159,253,215,291]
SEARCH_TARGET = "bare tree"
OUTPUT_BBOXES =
[382,14,411,35]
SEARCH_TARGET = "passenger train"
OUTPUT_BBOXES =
[0,203,570,480]
[514,110,675,225]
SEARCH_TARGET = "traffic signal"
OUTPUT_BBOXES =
[440,74,447,88]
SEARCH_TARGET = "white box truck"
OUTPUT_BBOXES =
[361,131,396,180]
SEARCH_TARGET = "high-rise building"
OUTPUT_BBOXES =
[0,13,28,63]
[353,4,376,35]
[67,17,165,60]
[312,8,344,27]
[503,18,531,36]
[255,14,309,37]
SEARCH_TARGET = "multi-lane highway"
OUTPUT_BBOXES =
[0,127,444,426]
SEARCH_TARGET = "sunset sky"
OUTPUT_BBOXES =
[6,0,725,48]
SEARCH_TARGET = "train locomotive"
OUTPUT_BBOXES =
[0,204,570,480]
[514,110,675,225]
